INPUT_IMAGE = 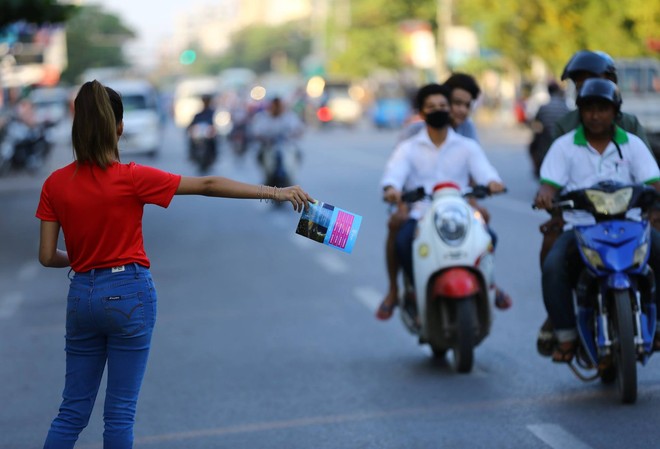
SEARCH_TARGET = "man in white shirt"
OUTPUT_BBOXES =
[534,78,660,363]
[377,83,508,320]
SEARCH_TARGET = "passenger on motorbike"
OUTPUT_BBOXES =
[378,83,510,321]
[534,78,660,363]
[553,50,651,147]
[377,76,503,320]
[398,73,482,144]
[536,50,655,355]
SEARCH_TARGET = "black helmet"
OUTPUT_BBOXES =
[576,78,622,112]
[561,50,618,83]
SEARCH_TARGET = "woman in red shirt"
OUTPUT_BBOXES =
[37,80,312,449]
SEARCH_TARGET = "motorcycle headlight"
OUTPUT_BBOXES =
[214,110,232,134]
[581,246,605,269]
[434,205,469,246]
[585,187,632,215]
[633,243,649,268]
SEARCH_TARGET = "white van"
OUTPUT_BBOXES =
[106,79,163,158]
[172,76,220,128]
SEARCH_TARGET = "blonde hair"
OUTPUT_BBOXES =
[71,80,119,168]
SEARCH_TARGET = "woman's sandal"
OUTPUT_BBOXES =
[552,340,577,363]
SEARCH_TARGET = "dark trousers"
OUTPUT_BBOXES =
[542,229,660,339]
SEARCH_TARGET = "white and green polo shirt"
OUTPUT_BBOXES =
[540,125,660,225]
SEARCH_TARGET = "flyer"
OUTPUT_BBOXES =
[295,200,362,253]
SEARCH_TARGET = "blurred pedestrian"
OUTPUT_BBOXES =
[37,80,312,449]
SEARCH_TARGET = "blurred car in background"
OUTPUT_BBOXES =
[316,81,363,127]
[173,76,220,128]
[28,86,70,125]
[106,79,163,158]
[371,94,411,129]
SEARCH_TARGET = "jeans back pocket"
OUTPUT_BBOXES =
[102,292,146,336]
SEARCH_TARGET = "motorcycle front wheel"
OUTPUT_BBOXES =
[611,290,637,404]
[452,297,477,373]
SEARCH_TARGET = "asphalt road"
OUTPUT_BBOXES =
[1,116,660,449]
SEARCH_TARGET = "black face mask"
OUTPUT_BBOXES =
[424,110,450,129]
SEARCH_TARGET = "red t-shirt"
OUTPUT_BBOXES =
[36,161,182,272]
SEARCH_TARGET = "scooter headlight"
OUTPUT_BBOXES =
[581,246,605,269]
[434,205,469,246]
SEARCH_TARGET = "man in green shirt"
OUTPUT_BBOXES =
[537,50,655,356]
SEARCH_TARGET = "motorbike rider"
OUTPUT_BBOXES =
[377,77,512,320]
[186,94,217,161]
[377,83,509,321]
[534,78,660,363]
[536,50,655,355]
[249,96,304,176]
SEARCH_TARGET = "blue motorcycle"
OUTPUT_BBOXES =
[555,181,658,403]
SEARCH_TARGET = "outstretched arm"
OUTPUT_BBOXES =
[176,176,313,212]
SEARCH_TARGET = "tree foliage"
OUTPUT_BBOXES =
[454,0,660,78]
[328,0,435,77]
[0,0,77,28]
[60,5,135,84]
[212,21,311,75]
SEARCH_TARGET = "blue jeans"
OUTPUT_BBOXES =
[542,229,660,343]
[44,264,157,449]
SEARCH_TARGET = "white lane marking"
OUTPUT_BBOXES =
[18,261,40,281]
[0,292,24,319]
[316,252,349,274]
[527,424,594,449]
[353,286,382,311]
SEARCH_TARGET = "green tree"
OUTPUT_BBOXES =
[212,20,311,75]
[454,0,660,78]
[328,0,435,78]
[60,5,135,84]
[0,0,77,27]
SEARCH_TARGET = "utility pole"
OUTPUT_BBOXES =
[436,0,452,81]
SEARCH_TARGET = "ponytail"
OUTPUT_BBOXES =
[71,80,119,168]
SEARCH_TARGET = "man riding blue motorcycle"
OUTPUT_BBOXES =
[534,78,660,369]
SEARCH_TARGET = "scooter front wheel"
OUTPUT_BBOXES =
[611,290,637,404]
[452,297,476,373]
